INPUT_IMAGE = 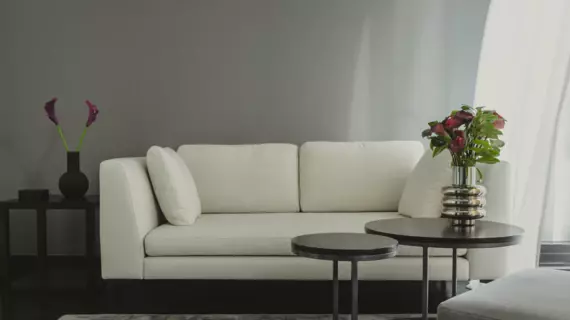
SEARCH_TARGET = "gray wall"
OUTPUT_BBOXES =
[0,0,489,255]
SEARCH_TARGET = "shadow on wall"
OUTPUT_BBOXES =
[0,0,489,254]
[0,0,369,254]
[2,0,369,193]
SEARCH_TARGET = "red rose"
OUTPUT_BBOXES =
[449,136,465,153]
[455,110,474,122]
[430,123,447,136]
[454,130,465,139]
[444,116,463,129]
[493,112,505,129]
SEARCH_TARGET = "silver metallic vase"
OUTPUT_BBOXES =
[441,166,486,227]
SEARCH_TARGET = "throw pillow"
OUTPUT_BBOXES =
[398,150,452,218]
[146,146,201,225]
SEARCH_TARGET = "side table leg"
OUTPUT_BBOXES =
[0,207,10,288]
[333,260,339,320]
[452,248,457,297]
[422,246,429,320]
[0,207,10,320]
[36,209,47,288]
[86,207,96,289]
[351,260,358,320]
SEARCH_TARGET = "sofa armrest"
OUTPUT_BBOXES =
[100,157,160,279]
[467,161,519,279]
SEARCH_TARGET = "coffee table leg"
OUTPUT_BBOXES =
[422,246,429,320]
[351,260,358,320]
[333,259,339,320]
[452,248,457,297]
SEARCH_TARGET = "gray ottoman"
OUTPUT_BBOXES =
[438,268,570,320]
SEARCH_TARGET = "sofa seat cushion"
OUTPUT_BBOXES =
[145,213,466,257]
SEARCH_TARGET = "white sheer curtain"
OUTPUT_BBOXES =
[474,0,570,268]
[346,0,489,142]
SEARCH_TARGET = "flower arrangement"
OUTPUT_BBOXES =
[421,105,506,172]
[44,98,99,151]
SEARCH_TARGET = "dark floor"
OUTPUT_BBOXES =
[3,244,569,320]
[0,257,463,320]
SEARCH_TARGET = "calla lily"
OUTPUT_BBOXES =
[444,116,463,129]
[43,97,69,150]
[423,105,506,168]
[493,112,505,129]
[85,100,99,127]
[44,97,59,125]
[430,123,447,136]
[450,135,466,153]
[455,110,474,122]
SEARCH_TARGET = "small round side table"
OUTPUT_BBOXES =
[365,218,524,320]
[291,233,398,320]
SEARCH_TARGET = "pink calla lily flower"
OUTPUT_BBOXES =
[450,135,466,153]
[44,97,59,125]
[85,100,99,127]
[493,112,505,129]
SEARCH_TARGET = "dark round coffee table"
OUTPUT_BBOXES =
[365,218,524,320]
[291,233,398,320]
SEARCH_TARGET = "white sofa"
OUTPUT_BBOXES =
[99,141,514,281]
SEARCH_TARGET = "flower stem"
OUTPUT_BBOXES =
[56,125,69,151]
[77,127,88,151]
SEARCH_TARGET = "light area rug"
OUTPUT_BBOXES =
[59,315,425,320]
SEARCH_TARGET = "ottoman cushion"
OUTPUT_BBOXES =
[438,268,570,320]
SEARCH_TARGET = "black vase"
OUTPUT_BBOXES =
[59,151,89,199]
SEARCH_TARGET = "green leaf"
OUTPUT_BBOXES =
[490,139,505,148]
[473,139,491,147]
[432,145,446,158]
[480,127,502,139]
[450,110,458,116]
[476,167,484,182]
[476,106,484,111]
[480,113,497,123]
[461,105,472,111]
[431,136,448,147]
[468,147,498,155]
[422,129,432,138]
[428,121,438,127]
[477,156,500,164]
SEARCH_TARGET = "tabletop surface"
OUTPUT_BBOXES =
[292,232,398,256]
[365,218,524,248]
[1,195,99,208]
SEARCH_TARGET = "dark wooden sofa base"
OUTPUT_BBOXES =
[103,279,465,315]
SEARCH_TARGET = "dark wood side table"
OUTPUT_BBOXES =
[365,218,524,320]
[291,233,398,320]
[0,195,99,291]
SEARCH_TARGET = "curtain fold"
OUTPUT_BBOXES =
[474,0,570,269]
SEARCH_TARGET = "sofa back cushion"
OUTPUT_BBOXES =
[398,150,452,218]
[299,141,424,212]
[146,146,201,225]
[177,144,299,213]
